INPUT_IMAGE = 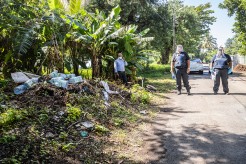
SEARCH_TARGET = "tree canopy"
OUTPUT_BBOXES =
[0,0,217,78]
[220,0,246,55]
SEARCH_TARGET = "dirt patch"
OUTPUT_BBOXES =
[234,64,246,72]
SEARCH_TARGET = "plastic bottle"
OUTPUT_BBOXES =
[14,84,28,95]
[171,72,176,79]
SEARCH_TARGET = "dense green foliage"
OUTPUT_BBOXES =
[220,0,246,55]
[0,0,216,79]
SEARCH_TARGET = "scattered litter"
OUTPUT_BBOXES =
[49,77,65,83]
[0,104,7,108]
[14,77,39,95]
[45,132,55,138]
[81,121,94,129]
[58,111,65,116]
[146,84,157,92]
[80,131,89,138]
[53,116,60,122]
[102,91,109,101]
[11,72,40,83]
[100,81,119,94]
[104,102,110,107]
[11,72,31,83]
[23,72,40,79]
[140,110,148,115]
[69,76,83,84]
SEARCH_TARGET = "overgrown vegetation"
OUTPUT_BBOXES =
[0,63,176,163]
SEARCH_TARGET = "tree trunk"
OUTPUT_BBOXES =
[161,47,172,64]
[92,49,100,78]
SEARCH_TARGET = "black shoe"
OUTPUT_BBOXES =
[214,92,217,95]
[177,91,181,95]
[224,92,229,95]
[187,91,191,95]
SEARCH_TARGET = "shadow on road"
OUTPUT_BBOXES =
[141,106,246,164]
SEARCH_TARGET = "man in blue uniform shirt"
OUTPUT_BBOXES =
[210,46,232,95]
[114,53,128,86]
[171,45,191,95]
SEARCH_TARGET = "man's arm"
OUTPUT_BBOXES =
[227,54,232,68]
[210,55,215,71]
[185,52,190,73]
[124,61,128,66]
[187,60,190,73]
[170,54,175,72]
[114,61,118,73]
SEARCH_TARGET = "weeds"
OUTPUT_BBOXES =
[66,104,82,122]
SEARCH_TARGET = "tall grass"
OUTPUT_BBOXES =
[138,63,171,79]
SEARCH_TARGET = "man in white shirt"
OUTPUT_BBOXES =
[114,53,128,86]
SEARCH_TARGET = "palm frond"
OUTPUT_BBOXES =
[17,24,40,55]
[69,0,83,15]
[133,36,154,43]
[48,0,65,10]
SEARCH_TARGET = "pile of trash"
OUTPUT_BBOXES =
[10,71,129,108]
[234,64,246,72]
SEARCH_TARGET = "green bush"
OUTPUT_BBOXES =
[130,84,151,104]
[66,105,82,122]
[0,108,27,127]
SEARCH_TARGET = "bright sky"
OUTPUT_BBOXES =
[183,0,235,47]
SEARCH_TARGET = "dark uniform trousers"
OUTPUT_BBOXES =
[118,71,128,86]
[214,69,229,93]
[175,68,190,91]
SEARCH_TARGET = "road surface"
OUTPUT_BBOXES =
[142,71,246,164]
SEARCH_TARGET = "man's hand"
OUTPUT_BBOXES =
[187,68,190,74]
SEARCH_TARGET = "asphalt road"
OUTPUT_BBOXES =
[143,72,246,164]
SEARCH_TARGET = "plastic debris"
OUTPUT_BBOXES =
[14,84,28,95]
[171,72,176,79]
[0,105,7,109]
[211,71,216,81]
[49,70,59,78]
[53,116,60,122]
[66,74,76,79]
[140,110,148,115]
[81,121,94,129]
[100,81,119,94]
[104,102,110,107]
[11,72,30,83]
[14,77,39,95]
[80,131,88,138]
[146,85,157,91]
[102,91,109,101]
[58,111,65,116]
[49,77,65,83]
[228,68,232,74]
[54,79,68,89]
[68,76,83,84]
[45,132,55,138]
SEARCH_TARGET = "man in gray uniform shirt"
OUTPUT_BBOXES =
[210,46,232,95]
[171,45,191,95]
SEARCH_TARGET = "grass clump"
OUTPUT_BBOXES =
[0,108,27,127]
[66,104,82,122]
